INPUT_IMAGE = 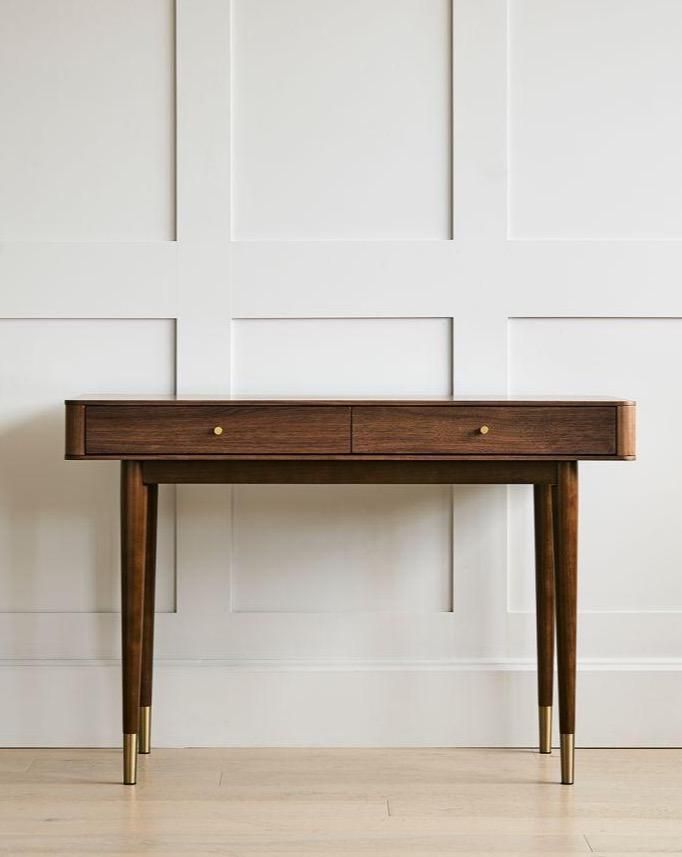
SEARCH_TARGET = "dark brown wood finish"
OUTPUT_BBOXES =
[140,482,158,745]
[534,484,555,753]
[553,461,578,784]
[65,399,635,461]
[142,459,560,485]
[65,396,635,787]
[87,405,351,455]
[617,403,636,458]
[66,396,635,405]
[120,461,147,784]
[352,405,616,455]
[65,403,86,457]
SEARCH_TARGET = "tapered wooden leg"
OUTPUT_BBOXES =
[139,483,158,755]
[534,483,555,754]
[552,461,578,785]
[121,461,147,785]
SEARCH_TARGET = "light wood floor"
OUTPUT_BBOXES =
[0,747,681,855]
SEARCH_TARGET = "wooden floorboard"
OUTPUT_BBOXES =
[0,748,679,855]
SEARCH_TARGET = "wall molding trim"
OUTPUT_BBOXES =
[2,658,681,747]
[3,657,682,672]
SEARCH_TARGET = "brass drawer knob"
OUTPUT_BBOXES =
[213,426,224,436]
[479,425,490,435]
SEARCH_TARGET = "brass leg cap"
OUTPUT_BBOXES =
[560,733,574,785]
[538,705,552,754]
[123,733,138,785]
[139,706,151,754]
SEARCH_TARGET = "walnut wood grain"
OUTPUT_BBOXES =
[68,452,635,462]
[616,404,636,458]
[120,460,146,783]
[66,396,635,406]
[534,484,555,713]
[142,459,560,485]
[64,396,635,787]
[66,399,635,461]
[352,406,616,456]
[65,403,86,457]
[553,461,578,784]
[86,405,351,455]
[140,483,158,713]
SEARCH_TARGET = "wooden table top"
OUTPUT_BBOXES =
[65,397,636,462]
[66,395,635,405]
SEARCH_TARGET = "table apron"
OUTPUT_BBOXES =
[141,459,561,485]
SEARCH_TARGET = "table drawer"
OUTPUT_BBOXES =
[352,406,616,455]
[86,405,351,455]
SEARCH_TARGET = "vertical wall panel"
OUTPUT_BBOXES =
[508,318,682,613]
[0,320,176,612]
[232,317,452,397]
[0,0,175,241]
[231,317,453,613]
[231,0,452,240]
[232,484,453,612]
[509,0,682,238]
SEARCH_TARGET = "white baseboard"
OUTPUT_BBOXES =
[1,659,680,747]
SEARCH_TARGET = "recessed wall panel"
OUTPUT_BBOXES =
[509,0,682,238]
[0,319,176,612]
[231,317,453,612]
[509,318,682,612]
[0,0,175,241]
[231,0,452,240]
[232,317,452,397]
[232,484,452,612]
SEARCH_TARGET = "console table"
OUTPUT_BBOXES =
[65,396,636,785]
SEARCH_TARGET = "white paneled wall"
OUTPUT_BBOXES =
[509,319,682,614]
[231,0,452,239]
[1,0,682,748]
[509,0,682,239]
[0,0,175,241]
[231,318,452,397]
[231,317,454,613]
[0,320,176,614]
[232,484,453,613]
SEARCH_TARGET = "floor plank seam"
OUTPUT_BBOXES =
[4,749,682,853]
